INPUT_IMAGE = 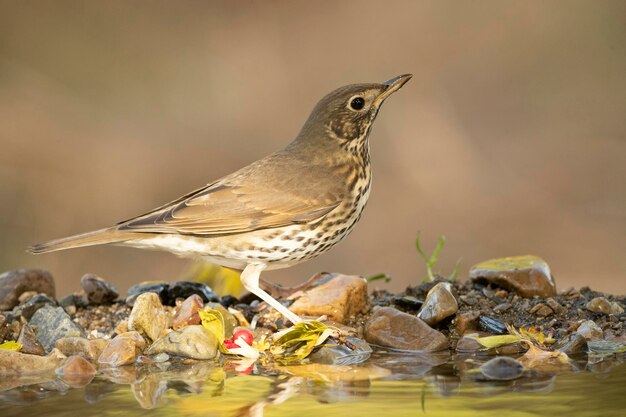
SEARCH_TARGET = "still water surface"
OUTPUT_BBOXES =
[1,350,624,417]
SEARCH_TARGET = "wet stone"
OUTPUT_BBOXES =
[469,255,556,298]
[478,316,507,335]
[20,293,58,319]
[0,269,56,310]
[455,336,484,353]
[290,274,369,324]
[309,337,372,365]
[417,282,458,326]
[219,295,238,308]
[128,292,169,342]
[392,295,423,310]
[165,281,219,306]
[172,294,204,330]
[30,305,85,353]
[17,323,45,356]
[576,320,603,340]
[479,356,524,381]
[557,333,588,355]
[55,337,109,362]
[98,331,146,367]
[364,307,448,352]
[126,282,169,306]
[146,325,219,360]
[0,348,66,375]
[454,311,480,335]
[81,273,119,305]
[56,355,97,387]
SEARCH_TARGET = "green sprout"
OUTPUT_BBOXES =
[415,232,462,282]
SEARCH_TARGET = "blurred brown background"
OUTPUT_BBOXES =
[1,1,624,297]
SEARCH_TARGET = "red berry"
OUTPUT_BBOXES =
[232,328,254,345]
[223,339,237,350]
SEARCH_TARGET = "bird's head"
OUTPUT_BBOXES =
[296,74,412,146]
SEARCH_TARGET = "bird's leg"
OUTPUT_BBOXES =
[240,263,302,325]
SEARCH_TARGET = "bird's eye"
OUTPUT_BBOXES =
[349,97,365,111]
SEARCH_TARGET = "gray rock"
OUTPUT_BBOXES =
[80,273,119,305]
[479,356,524,381]
[17,323,45,356]
[309,336,372,365]
[30,305,85,352]
[165,281,219,305]
[364,307,448,352]
[0,269,55,310]
[59,293,90,309]
[558,333,588,355]
[576,320,603,340]
[417,282,458,325]
[146,325,219,360]
[20,294,58,319]
[469,255,556,298]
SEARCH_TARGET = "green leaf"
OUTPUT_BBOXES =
[270,321,330,364]
[365,273,392,283]
[0,341,22,351]
[199,307,226,349]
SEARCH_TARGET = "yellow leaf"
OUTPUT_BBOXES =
[0,341,22,351]
[270,321,331,364]
[472,335,523,350]
[199,307,226,350]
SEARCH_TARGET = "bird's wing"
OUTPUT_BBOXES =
[117,157,343,236]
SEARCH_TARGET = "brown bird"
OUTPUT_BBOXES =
[29,74,412,324]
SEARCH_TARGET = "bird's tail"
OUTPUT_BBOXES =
[28,228,138,254]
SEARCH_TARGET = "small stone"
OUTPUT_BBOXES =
[17,291,38,303]
[80,274,119,305]
[469,255,556,298]
[530,303,553,317]
[493,303,512,313]
[165,281,219,306]
[0,348,66,375]
[364,307,448,351]
[55,337,109,362]
[17,324,45,356]
[610,302,624,315]
[478,316,507,334]
[392,295,423,310]
[98,332,146,367]
[480,356,524,381]
[546,298,566,314]
[417,282,458,326]
[219,295,238,308]
[577,320,603,340]
[586,297,612,315]
[290,275,369,324]
[20,294,58,319]
[172,294,204,330]
[455,336,484,353]
[30,305,85,353]
[152,352,170,363]
[59,293,90,309]
[114,320,129,335]
[145,325,218,360]
[128,292,169,342]
[56,355,96,387]
[308,337,372,365]
[454,311,480,335]
[557,333,588,355]
[0,269,56,310]
[126,282,169,306]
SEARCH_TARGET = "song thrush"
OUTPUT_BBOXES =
[29,74,412,324]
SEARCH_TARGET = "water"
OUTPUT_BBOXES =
[1,350,625,417]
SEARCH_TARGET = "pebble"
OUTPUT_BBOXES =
[172,294,204,330]
[586,297,624,315]
[364,307,448,352]
[479,356,524,381]
[98,331,146,367]
[145,325,219,360]
[392,295,424,310]
[576,320,603,340]
[55,337,109,362]
[165,281,219,305]
[417,282,458,326]
[56,355,97,387]
[290,274,369,324]
[557,333,588,355]
[530,303,553,317]
[469,255,556,298]
[459,295,477,306]
[17,323,45,356]
[0,348,66,375]
[126,282,169,306]
[455,336,484,353]
[454,311,480,335]
[493,303,512,313]
[0,269,56,310]
[128,292,169,341]
[59,293,89,309]
[152,352,170,363]
[30,305,85,353]
[308,336,372,365]
[20,293,58,319]
[478,316,507,335]
[546,298,566,314]
[81,273,119,305]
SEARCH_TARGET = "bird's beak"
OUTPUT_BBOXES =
[373,74,413,106]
